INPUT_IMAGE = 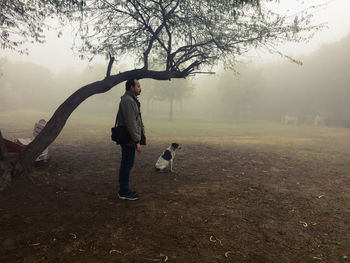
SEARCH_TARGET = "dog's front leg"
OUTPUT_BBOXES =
[170,159,173,172]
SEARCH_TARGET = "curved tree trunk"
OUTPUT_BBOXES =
[0,131,12,191]
[14,67,187,176]
[0,131,6,161]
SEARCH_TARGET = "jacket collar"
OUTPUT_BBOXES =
[123,90,140,106]
[125,90,136,98]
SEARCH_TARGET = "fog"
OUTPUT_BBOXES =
[1,32,350,128]
[183,32,350,126]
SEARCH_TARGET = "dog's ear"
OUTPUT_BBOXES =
[172,142,180,149]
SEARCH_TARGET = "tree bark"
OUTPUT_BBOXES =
[0,131,7,161]
[14,68,187,175]
[0,131,12,191]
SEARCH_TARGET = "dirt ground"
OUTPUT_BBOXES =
[0,134,349,263]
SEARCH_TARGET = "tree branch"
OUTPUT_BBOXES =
[189,71,215,75]
[143,24,165,69]
[105,54,115,77]
[181,61,201,75]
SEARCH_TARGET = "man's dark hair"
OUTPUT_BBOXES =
[126,79,138,90]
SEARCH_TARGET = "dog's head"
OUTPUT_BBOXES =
[171,142,181,150]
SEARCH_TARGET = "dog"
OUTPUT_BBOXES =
[155,142,181,172]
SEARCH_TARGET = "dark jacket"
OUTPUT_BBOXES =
[117,90,145,144]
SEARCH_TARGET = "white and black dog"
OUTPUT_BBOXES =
[155,143,181,172]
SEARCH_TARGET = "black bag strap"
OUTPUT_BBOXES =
[114,113,118,127]
[114,105,121,127]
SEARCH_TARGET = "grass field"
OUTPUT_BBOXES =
[1,115,350,262]
[2,114,350,173]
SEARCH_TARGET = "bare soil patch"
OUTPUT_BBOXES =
[1,136,349,262]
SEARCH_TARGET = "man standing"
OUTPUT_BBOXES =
[116,79,145,200]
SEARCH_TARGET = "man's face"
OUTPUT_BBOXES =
[131,79,141,96]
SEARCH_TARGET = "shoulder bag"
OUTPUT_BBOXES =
[111,112,131,144]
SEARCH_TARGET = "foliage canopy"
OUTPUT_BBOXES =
[71,0,321,75]
[0,0,81,53]
[1,0,322,75]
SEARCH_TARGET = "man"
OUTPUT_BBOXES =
[116,79,145,200]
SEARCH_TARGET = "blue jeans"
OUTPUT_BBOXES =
[118,144,136,193]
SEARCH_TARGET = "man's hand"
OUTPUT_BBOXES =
[136,143,141,152]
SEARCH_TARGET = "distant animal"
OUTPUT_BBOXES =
[155,143,181,172]
[283,115,298,125]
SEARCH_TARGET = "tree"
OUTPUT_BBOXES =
[0,60,56,111]
[152,79,194,120]
[0,131,12,191]
[0,0,322,185]
[140,78,194,120]
[0,0,81,53]
[217,66,263,119]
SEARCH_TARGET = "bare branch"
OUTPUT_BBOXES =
[143,24,165,69]
[189,71,215,75]
[105,54,115,77]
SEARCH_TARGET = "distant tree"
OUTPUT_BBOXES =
[142,79,194,120]
[218,66,263,119]
[138,79,157,116]
[259,32,350,122]
[140,78,194,120]
[153,79,194,120]
[0,0,323,184]
[0,60,56,111]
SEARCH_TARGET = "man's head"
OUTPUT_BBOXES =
[126,79,141,96]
